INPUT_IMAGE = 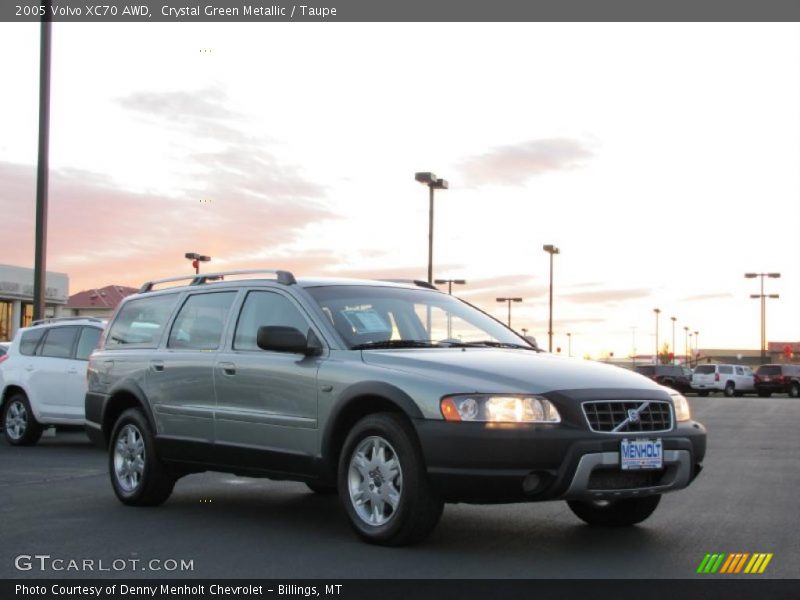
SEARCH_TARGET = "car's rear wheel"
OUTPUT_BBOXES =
[724,382,735,397]
[338,413,443,546]
[567,495,661,526]
[3,393,43,446]
[109,409,176,506]
[789,382,800,398]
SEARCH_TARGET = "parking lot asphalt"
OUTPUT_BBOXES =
[0,394,798,579]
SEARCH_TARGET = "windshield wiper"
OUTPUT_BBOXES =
[351,339,439,350]
[443,340,539,351]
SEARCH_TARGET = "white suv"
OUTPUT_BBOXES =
[691,364,755,397]
[0,318,104,445]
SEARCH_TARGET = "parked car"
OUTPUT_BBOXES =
[633,365,693,394]
[690,364,755,397]
[754,364,800,398]
[0,317,104,445]
[86,270,706,546]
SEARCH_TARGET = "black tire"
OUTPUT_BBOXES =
[723,382,735,397]
[2,393,43,446]
[338,412,443,546]
[789,382,800,398]
[757,391,771,398]
[567,494,661,526]
[698,391,710,397]
[109,408,175,506]
[305,482,337,494]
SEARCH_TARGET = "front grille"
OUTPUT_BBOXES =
[587,469,664,490]
[582,401,672,433]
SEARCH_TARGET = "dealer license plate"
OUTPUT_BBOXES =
[620,438,663,470]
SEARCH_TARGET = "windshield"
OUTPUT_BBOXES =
[305,285,530,350]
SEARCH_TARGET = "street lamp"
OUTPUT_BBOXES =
[415,172,449,284]
[496,297,522,328]
[745,272,781,362]
[694,330,699,364]
[435,279,466,339]
[185,252,211,274]
[543,244,560,352]
[434,278,466,295]
[567,332,572,357]
[670,316,677,365]
[683,326,689,367]
[653,308,661,364]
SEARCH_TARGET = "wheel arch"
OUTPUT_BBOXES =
[100,382,157,447]
[320,382,424,480]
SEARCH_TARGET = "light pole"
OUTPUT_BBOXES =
[688,332,693,366]
[435,279,466,339]
[415,172,449,284]
[631,326,637,368]
[185,252,211,274]
[496,297,522,328]
[434,278,466,295]
[543,244,560,352]
[683,326,689,367]
[567,332,572,357]
[653,308,661,364]
[670,316,677,365]
[745,272,781,362]
[694,330,699,364]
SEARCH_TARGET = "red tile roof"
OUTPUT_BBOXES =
[67,285,138,309]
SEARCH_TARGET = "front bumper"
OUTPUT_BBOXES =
[413,419,706,503]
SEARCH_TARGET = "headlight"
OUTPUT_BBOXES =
[441,394,561,423]
[670,391,692,422]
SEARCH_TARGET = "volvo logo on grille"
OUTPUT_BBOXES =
[627,408,640,423]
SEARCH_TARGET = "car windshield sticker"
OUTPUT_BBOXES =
[342,307,391,334]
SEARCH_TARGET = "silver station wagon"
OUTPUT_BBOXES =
[86,270,706,545]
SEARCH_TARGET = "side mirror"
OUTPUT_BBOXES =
[257,326,321,356]
[523,335,539,350]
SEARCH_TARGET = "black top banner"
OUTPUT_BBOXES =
[3,0,800,22]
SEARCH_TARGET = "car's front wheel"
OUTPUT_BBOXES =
[338,413,443,546]
[3,393,43,446]
[567,495,661,526]
[789,382,799,398]
[109,409,175,506]
[724,382,735,397]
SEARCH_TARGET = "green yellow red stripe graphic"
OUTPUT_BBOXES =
[696,552,773,574]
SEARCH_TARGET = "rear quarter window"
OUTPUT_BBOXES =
[106,294,179,349]
[19,329,45,356]
[694,365,716,375]
[756,365,781,376]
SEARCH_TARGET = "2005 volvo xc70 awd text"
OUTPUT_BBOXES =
[85,269,706,545]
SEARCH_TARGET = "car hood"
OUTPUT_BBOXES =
[361,347,662,394]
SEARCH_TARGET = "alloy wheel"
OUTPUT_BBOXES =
[347,436,403,527]
[5,400,27,440]
[113,424,146,493]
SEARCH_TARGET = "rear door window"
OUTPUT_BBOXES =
[168,292,237,350]
[719,366,733,374]
[76,327,103,360]
[735,367,744,375]
[106,294,179,349]
[40,326,79,359]
[19,328,45,356]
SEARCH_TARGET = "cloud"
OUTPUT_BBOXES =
[560,288,652,305]
[459,138,593,186]
[0,161,335,292]
[682,292,734,302]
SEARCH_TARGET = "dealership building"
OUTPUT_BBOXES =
[0,264,69,342]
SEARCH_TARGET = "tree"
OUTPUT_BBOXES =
[658,343,671,365]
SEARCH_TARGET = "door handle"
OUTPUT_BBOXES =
[150,360,165,372]
[25,365,34,372]
[219,362,236,376]
[67,367,78,375]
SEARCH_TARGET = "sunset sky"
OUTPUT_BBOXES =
[1,22,799,358]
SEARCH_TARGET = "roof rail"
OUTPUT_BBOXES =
[139,269,296,293]
[380,279,439,290]
[31,316,104,326]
